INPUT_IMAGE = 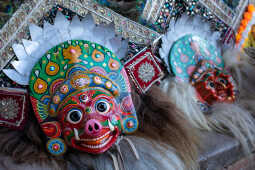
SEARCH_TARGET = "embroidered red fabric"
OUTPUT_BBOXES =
[125,48,164,93]
[0,88,28,130]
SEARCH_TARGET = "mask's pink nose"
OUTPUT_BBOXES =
[85,119,102,135]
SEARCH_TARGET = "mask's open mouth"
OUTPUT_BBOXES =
[79,130,114,148]
[71,128,119,154]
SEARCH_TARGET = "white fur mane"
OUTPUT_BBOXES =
[159,16,255,153]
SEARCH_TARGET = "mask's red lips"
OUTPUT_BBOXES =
[218,90,227,97]
[80,134,113,149]
[71,128,119,154]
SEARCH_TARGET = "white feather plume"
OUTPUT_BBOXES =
[3,12,128,85]
[159,16,220,72]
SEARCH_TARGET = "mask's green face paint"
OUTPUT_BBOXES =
[29,40,138,156]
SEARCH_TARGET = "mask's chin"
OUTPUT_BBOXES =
[71,128,120,154]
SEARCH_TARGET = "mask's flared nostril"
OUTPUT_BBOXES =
[94,123,99,130]
[88,125,93,132]
[85,119,102,135]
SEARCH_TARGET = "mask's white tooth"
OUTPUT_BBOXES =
[74,128,80,141]
[108,120,115,132]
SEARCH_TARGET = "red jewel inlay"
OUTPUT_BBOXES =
[53,144,60,151]
[127,121,134,128]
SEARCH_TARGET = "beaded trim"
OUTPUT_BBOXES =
[0,0,248,72]
[198,0,248,28]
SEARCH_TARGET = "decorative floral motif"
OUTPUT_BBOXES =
[46,61,60,76]
[53,95,61,104]
[125,48,164,93]
[0,98,19,120]
[34,78,48,94]
[92,49,105,62]
[138,62,155,83]
[108,58,120,71]
[0,88,28,130]
[60,85,69,94]
[70,74,90,89]
[170,35,224,81]
[47,138,66,156]
[63,45,82,64]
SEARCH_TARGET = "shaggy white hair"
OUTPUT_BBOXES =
[159,15,255,154]
[161,79,255,154]
[160,78,210,131]
[70,136,187,170]
[0,136,188,170]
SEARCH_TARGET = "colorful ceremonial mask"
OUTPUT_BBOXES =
[29,40,138,155]
[190,62,237,106]
[166,34,237,106]
[3,13,138,156]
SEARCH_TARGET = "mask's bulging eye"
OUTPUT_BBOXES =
[207,81,215,89]
[218,77,228,85]
[67,109,83,124]
[96,101,110,114]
